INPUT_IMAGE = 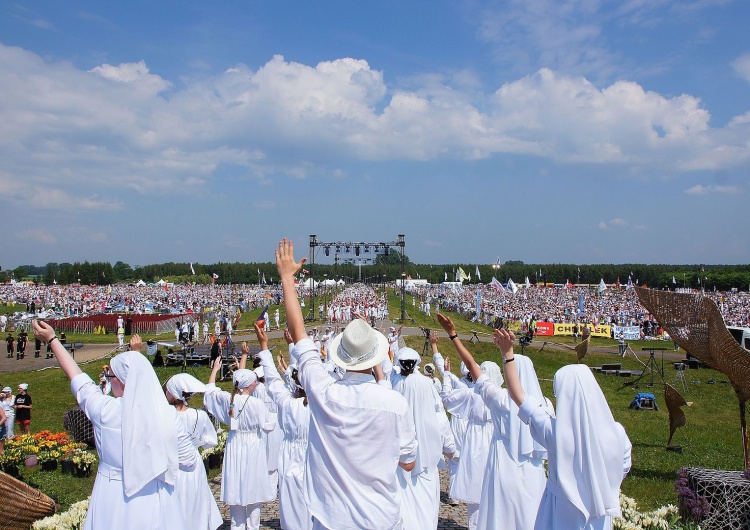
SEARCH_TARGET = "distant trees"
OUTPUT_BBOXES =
[4,258,750,290]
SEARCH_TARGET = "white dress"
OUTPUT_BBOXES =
[1,396,14,438]
[475,377,546,530]
[174,407,224,530]
[203,386,276,505]
[440,384,493,504]
[260,352,312,530]
[252,382,283,477]
[71,374,193,530]
[519,395,632,530]
[394,372,454,530]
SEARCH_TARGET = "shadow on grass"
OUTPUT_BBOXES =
[627,466,679,482]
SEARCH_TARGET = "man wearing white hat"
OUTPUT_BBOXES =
[276,238,417,530]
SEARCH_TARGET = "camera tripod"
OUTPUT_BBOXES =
[179,343,199,377]
[624,346,667,388]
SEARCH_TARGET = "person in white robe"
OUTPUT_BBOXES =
[255,322,313,530]
[276,239,418,530]
[250,364,282,494]
[204,360,277,530]
[34,321,195,530]
[437,314,548,530]
[391,348,455,530]
[165,374,224,530]
[432,348,493,530]
[496,328,632,530]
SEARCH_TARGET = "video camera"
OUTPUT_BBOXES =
[419,326,431,338]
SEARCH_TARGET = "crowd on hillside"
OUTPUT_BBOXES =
[405,283,750,329]
[1,280,749,335]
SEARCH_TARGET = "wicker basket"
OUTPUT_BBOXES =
[0,470,56,529]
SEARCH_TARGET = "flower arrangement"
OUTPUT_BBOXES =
[674,467,711,521]
[66,448,97,473]
[0,447,25,470]
[614,494,680,530]
[32,497,89,530]
[37,449,62,464]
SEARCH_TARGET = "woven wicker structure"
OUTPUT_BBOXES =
[0,471,56,529]
[665,383,688,446]
[635,286,750,465]
[575,332,590,361]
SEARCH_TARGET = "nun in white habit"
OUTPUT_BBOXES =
[392,348,455,530]
[497,328,632,530]
[165,374,224,530]
[34,321,195,530]
[475,356,547,530]
[256,324,313,530]
[432,352,493,530]
[204,362,277,530]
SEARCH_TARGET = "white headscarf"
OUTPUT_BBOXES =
[232,368,257,390]
[166,373,207,404]
[506,355,547,463]
[553,365,627,521]
[19,383,28,391]
[109,351,179,497]
[480,361,503,388]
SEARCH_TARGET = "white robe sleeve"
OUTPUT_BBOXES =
[196,409,218,449]
[203,384,232,426]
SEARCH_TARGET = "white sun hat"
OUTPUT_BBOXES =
[328,319,388,371]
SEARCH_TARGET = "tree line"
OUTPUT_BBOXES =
[4,258,750,291]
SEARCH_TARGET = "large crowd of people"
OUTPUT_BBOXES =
[4,251,749,528]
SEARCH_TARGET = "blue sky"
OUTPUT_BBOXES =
[2,0,749,270]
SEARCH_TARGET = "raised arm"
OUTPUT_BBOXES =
[207,356,222,385]
[33,320,82,380]
[276,238,307,344]
[493,328,524,406]
[238,341,249,370]
[436,313,483,383]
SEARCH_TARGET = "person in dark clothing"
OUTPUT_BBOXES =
[16,331,27,360]
[125,317,133,336]
[152,349,165,368]
[6,333,14,358]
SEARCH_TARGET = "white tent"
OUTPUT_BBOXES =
[337,279,346,286]
[320,279,337,286]
[300,278,318,289]
[156,279,167,286]
[135,279,146,287]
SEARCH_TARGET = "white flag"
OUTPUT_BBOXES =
[444,271,448,281]
[507,278,518,294]
[490,277,505,292]
[475,265,481,281]
[672,276,677,284]
[190,262,196,275]
[525,277,530,288]
[598,279,607,293]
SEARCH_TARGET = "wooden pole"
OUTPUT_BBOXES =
[741,400,749,469]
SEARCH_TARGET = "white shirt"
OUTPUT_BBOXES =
[296,337,417,530]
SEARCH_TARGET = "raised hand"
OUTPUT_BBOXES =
[129,334,142,352]
[283,329,293,345]
[253,322,268,350]
[436,313,456,335]
[493,328,516,359]
[275,238,307,280]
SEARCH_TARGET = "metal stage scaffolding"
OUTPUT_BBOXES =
[308,235,406,322]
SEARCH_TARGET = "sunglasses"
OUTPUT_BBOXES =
[102,373,116,379]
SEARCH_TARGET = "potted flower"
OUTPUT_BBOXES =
[0,448,24,477]
[38,449,62,471]
[61,442,89,474]
[70,449,97,477]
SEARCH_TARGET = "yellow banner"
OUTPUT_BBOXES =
[554,323,611,338]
